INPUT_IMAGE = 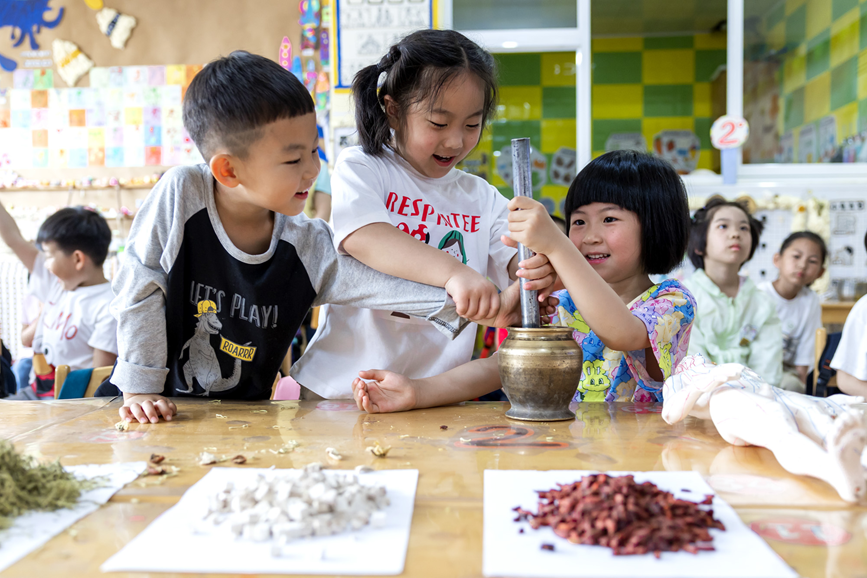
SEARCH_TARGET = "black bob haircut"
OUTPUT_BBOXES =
[352,29,498,156]
[688,197,763,270]
[563,150,690,276]
[183,51,315,160]
[36,207,112,267]
[779,231,828,264]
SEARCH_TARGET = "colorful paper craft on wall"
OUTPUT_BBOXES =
[0,0,65,72]
[96,7,137,49]
[52,39,94,86]
[320,29,330,69]
[279,37,292,71]
[0,65,204,170]
[299,0,321,51]
[304,60,317,92]
[315,70,329,112]
[652,130,700,174]
[291,56,303,82]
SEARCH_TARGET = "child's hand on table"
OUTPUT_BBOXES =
[352,370,418,413]
[444,268,500,320]
[120,393,177,423]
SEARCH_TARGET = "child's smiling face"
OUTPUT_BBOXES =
[387,71,484,179]
[568,202,643,284]
[231,113,321,216]
[704,205,752,267]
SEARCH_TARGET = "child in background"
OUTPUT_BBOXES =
[830,231,867,397]
[685,198,782,386]
[351,151,696,411]
[109,51,535,425]
[291,30,553,398]
[0,203,117,399]
[758,232,826,393]
[13,293,42,393]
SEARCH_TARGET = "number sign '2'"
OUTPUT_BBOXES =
[710,115,750,150]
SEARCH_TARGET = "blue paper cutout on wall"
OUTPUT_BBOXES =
[0,0,65,72]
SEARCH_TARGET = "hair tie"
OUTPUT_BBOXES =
[376,70,388,113]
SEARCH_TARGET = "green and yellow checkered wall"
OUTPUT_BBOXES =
[459,52,577,217]
[758,0,867,153]
[462,38,727,215]
[590,33,727,169]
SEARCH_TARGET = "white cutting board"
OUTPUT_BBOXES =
[483,470,798,578]
[102,467,419,575]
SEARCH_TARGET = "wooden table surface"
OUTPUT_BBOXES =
[821,301,856,325]
[1,398,864,578]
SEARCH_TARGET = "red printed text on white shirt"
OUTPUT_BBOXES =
[385,192,481,233]
[44,310,78,340]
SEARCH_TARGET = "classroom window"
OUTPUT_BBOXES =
[743,0,866,164]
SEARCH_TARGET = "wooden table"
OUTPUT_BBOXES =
[821,301,856,325]
[1,398,865,578]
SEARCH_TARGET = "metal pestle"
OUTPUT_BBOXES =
[510,138,541,328]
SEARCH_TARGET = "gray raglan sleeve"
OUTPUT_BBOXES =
[109,167,197,394]
[296,219,468,338]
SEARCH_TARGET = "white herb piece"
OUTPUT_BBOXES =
[200,452,218,466]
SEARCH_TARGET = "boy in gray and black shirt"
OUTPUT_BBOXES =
[110,52,482,424]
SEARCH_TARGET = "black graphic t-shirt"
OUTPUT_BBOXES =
[109,165,465,400]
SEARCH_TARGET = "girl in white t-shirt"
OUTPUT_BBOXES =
[757,231,826,393]
[291,29,553,398]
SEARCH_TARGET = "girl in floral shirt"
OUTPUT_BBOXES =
[350,151,696,411]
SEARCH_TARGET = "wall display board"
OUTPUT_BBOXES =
[1,65,203,170]
[828,199,867,298]
[334,0,432,89]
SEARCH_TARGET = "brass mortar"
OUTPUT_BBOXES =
[497,327,582,421]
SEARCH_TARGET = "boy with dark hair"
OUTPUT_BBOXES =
[0,203,117,398]
[109,51,540,424]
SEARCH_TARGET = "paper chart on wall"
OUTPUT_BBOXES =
[483,470,797,578]
[0,462,146,573]
[828,199,867,294]
[101,468,419,575]
[335,0,432,89]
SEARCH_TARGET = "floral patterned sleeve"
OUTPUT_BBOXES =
[551,289,590,342]
[626,280,697,400]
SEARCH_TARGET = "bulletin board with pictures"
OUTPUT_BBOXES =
[333,0,432,90]
[828,199,867,298]
[0,0,328,181]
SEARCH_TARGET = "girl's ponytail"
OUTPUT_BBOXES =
[352,46,401,156]
[350,30,498,158]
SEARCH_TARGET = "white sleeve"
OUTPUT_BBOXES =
[486,187,518,290]
[831,297,867,380]
[793,294,821,367]
[87,299,119,356]
[27,252,55,302]
[330,153,392,254]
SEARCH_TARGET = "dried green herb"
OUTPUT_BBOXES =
[0,441,97,531]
